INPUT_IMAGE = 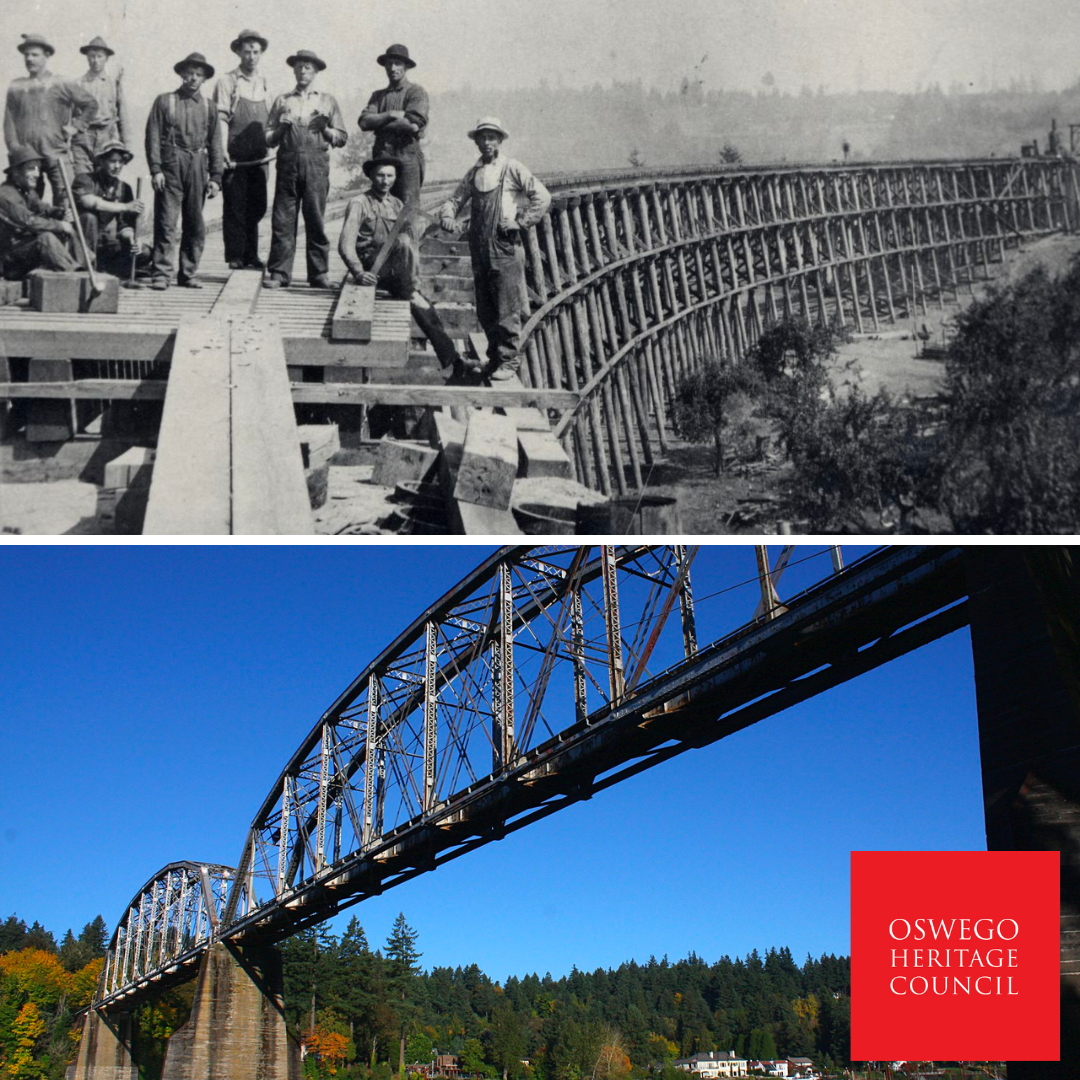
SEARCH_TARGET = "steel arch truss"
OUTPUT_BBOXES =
[512,158,1080,496]
[99,861,234,1006]
[222,546,700,939]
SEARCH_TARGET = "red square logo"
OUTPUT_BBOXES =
[851,850,1059,1061]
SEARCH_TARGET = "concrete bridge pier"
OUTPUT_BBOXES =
[70,1009,137,1080]
[161,941,300,1080]
[966,546,1080,1078]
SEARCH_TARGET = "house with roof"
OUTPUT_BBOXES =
[673,1050,748,1078]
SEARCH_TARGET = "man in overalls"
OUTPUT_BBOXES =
[338,156,462,377]
[73,37,130,177]
[438,117,550,380]
[358,44,428,206]
[263,49,346,290]
[214,29,271,269]
[145,52,223,290]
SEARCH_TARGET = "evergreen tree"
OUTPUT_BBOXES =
[385,914,422,1076]
[0,915,28,954]
[78,917,109,957]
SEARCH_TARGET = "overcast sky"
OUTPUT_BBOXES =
[4,0,1079,113]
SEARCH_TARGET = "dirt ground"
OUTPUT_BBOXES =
[649,232,1080,535]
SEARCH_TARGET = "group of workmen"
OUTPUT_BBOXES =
[1,30,553,381]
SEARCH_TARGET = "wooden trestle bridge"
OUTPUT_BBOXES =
[2,156,1078,529]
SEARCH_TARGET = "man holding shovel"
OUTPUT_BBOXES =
[0,146,79,279]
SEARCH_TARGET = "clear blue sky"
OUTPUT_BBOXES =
[0,544,985,982]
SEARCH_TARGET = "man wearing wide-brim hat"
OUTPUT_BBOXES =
[144,52,224,289]
[74,36,131,177]
[0,146,80,279]
[213,29,273,269]
[358,44,429,206]
[4,33,99,207]
[338,156,463,377]
[72,140,150,277]
[263,49,347,289]
[438,117,551,381]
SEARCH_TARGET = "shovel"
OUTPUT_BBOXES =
[56,154,103,299]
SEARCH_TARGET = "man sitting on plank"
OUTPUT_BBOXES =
[338,156,467,378]
[0,146,79,279]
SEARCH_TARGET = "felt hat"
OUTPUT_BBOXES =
[286,49,326,71]
[5,146,46,172]
[80,36,115,56]
[174,52,214,78]
[467,116,509,140]
[231,29,268,54]
[363,156,403,179]
[94,140,133,164]
[17,34,54,56]
[377,44,415,68]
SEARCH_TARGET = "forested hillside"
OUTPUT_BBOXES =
[0,911,851,1079]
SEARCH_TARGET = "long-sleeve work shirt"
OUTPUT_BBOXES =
[4,72,98,157]
[78,68,130,144]
[265,87,347,155]
[0,179,67,248]
[439,155,551,232]
[358,79,428,156]
[145,87,224,182]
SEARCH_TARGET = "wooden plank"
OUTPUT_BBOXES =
[281,336,410,368]
[290,384,579,409]
[143,316,231,535]
[229,316,314,535]
[453,410,518,510]
[210,270,264,316]
[25,358,73,442]
[331,281,375,342]
[0,381,167,400]
[0,323,174,361]
[517,430,573,479]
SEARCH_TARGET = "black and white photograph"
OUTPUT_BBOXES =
[1,0,1079,535]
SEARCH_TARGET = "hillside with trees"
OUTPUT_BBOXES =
[0,910,851,1079]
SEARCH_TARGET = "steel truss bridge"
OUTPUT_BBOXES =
[93,543,973,1012]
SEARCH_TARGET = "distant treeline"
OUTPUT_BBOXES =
[276,915,852,1078]
[409,80,1080,181]
[0,910,851,1078]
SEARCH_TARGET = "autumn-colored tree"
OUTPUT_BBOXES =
[591,1035,631,1080]
[5,1002,46,1078]
[0,950,72,1013]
